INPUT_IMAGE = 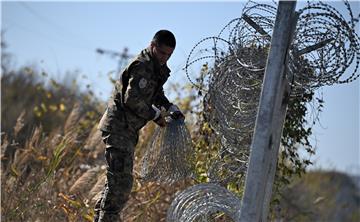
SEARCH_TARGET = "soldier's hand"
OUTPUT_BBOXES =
[154,115,167,127]
[152,105,168,127]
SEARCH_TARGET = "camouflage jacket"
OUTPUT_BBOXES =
[98,47,173,135]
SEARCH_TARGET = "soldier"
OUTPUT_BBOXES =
[94,30,184,222]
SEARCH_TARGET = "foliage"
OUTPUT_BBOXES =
[1,38,326,221]
[277,171,360,222]
[1,66,103,143]
[1,70,103,221]
[1,40,104,221]
[267,90,323,217]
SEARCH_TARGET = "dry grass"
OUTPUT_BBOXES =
[1,71,199,222]
[1,108,198,222]
[1,80,103,221]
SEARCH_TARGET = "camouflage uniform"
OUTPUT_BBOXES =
[94,47,173,222]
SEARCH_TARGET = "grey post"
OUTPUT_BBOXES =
[239,1,297,222]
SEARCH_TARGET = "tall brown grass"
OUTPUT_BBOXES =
[1,67,199,222]
[1,68,104,221]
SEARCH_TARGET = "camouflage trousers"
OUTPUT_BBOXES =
[94,131,138,222]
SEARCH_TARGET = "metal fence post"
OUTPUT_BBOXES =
[239,1,297,221]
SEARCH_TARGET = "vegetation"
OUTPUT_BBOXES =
[278,171,360,222]
[2,39,357,222]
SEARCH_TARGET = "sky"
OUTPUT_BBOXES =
[1,1,359,175]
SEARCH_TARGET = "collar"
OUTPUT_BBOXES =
[145,46,170,75]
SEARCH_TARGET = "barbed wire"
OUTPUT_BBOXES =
[293,1,360,87]
[166,183,242,222]
[201,46,267,186]
[140,118,194,184]
[168,0,359,220]
[184,0,359,91]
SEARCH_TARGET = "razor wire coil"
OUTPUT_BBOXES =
[168,1,359,221]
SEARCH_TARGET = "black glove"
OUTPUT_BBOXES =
[170,110,185,120]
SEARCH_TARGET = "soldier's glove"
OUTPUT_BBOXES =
[152,105,168,127]
[154,115,166,127]
[168,104,185,120]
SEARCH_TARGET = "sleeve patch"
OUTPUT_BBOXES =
[139,78,148,89]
